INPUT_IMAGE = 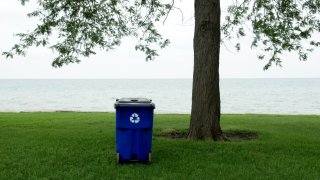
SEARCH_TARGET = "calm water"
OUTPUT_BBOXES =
[0,79,319,114]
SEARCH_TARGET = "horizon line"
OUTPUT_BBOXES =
[1,77,320,80]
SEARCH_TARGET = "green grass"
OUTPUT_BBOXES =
[0,112,320,179]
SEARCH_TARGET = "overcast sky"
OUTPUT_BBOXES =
[0,0,319,79]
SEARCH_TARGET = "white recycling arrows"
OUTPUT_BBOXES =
[129,113,140,124]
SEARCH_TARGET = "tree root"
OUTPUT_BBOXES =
[214,133,229,141]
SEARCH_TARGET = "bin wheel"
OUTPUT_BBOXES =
[116,153,120,164]
[148,152,151,163]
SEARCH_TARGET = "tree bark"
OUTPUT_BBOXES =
[188,0,225,140]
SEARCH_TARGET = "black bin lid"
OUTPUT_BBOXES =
[116,98,152,103]
[114,98,155,108]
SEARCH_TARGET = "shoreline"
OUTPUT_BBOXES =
[0,111,319,116]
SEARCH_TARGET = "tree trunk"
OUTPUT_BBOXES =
[188,0,225,140]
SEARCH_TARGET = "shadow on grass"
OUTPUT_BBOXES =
[155,128,259,141]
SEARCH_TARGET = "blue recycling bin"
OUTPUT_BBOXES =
[114,98,155,163]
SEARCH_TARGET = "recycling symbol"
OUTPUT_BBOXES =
[130,113,140,124]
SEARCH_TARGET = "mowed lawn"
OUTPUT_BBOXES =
[0,112,320,179]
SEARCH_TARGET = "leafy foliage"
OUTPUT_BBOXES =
[222,0,320,70]
[2,0,173,67]
[3,0,320,69]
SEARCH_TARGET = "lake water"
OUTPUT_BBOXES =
[0,79,319,114]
